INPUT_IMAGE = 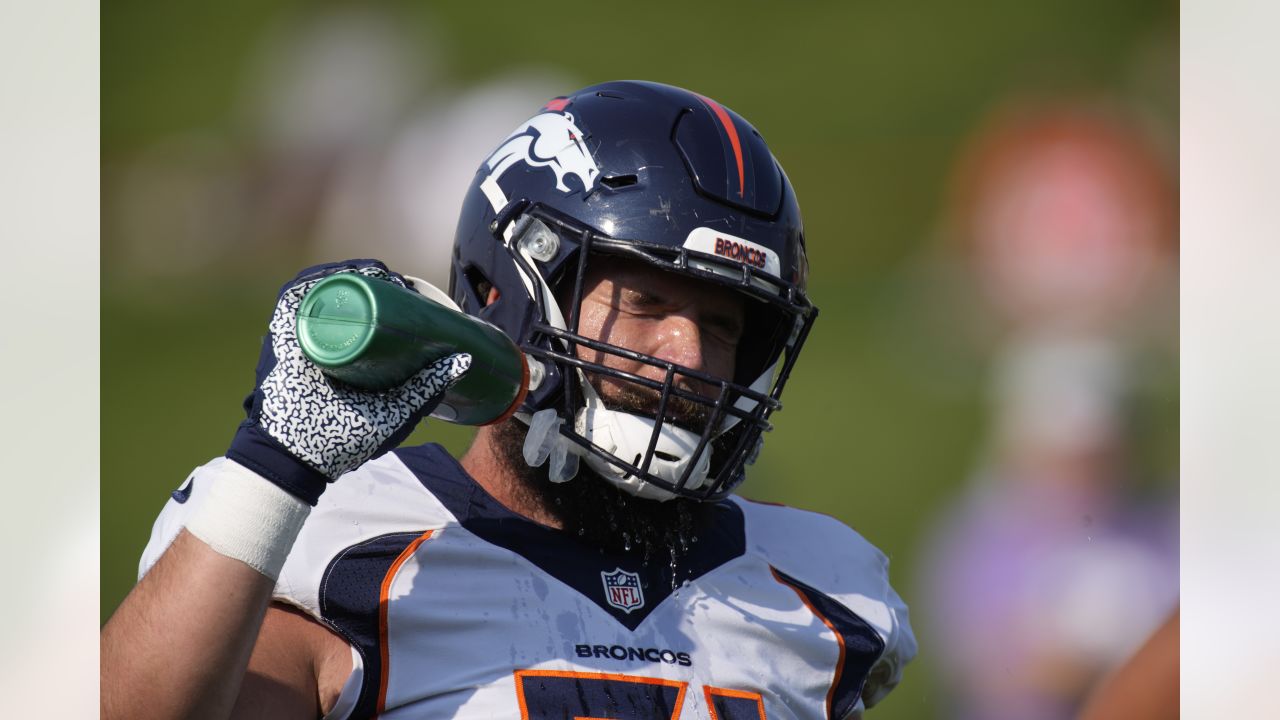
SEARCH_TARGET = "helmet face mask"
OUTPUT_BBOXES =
[449,81,819,501]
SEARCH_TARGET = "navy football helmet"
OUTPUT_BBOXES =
[448,80,817,501]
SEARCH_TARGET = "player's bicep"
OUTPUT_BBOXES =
[231,603,350,720]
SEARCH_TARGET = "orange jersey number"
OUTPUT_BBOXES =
[514,670,766,720]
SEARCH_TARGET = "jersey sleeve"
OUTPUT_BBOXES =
[137,457,224,580]
[136,453,455,720]
[735,498,918,714]
[137,453,457,618]
[270,452,456,619]
[860,571,916,709]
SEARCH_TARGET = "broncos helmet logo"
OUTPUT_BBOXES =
[480,112,600,212]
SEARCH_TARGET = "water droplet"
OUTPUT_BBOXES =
[691,535,699,543]
[577,528,585,536]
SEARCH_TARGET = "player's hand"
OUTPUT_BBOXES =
[225,259,471,505]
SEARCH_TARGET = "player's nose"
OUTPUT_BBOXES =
[652,313,705,371]
[650,313,728,400]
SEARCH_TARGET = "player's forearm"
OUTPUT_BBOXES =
[101,530,275,720]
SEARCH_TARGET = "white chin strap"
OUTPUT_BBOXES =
[516,346,774,504]
[572,382,712,502]
[519,389,713,502]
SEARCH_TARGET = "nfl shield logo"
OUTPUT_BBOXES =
[601,568,645,613]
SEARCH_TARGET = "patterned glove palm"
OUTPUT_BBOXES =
[226,260,471,505]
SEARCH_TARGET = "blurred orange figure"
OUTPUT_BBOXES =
[945,99,1176,332]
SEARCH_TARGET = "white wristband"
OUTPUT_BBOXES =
[184,459,312,580]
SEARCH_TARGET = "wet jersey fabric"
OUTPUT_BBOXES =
[141,444,916,719]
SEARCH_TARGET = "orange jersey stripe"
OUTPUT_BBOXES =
[770,567,845,719]
[377,529,437,715]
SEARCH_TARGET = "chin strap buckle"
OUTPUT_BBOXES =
[523,408,581,483]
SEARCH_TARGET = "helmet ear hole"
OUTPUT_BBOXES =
[461,264,496,310]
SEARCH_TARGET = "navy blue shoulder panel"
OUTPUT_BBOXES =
[318,531,429,720]
[772,567,886,719]
[393,443,745,631]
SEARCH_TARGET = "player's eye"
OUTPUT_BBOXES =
[705,313,744,344]
[620,289,663,311]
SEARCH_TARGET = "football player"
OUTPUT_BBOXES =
[102,80,916,719]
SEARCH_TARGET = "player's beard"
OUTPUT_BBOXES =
[490,379,723,563]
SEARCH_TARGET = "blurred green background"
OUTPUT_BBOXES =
[103,1,1177,717]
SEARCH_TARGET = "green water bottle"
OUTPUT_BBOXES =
[296,273,529,426]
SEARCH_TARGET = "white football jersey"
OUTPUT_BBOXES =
[141,444,916,719]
